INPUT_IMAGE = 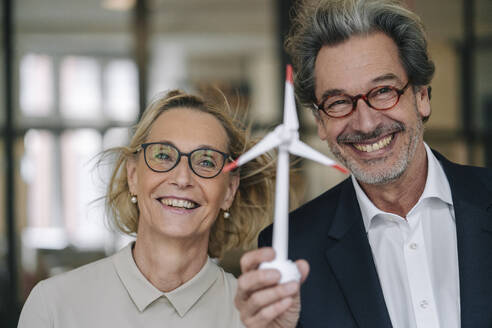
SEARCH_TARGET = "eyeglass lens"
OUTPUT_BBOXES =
[322,86,401,117]
[144,143,226,178]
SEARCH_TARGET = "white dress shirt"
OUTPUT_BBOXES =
[352,143,460,328]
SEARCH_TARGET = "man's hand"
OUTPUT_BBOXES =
[234,248,310,328]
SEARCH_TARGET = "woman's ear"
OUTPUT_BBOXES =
[126,158,138,195]
[222,174,240,210]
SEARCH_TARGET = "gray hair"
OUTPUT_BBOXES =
[286,0,435,117]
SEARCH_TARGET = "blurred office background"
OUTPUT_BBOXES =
[1,0,491,326]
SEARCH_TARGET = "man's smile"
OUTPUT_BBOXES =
[353,134,393,153]
[336,121,405,157]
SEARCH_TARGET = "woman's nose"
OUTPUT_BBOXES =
[169,157,194,188]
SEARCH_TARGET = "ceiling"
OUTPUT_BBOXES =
[14,0,274,36]
[12,0,492,40]
[8,0,492,92]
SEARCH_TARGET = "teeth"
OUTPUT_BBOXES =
[353,135,393,153]
[160,198,196,209]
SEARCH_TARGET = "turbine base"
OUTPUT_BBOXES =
[260,259,301,283]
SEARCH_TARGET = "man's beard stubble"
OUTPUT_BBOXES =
[327,105,424,185]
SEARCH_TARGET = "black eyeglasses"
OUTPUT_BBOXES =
[136,142,231,179]
[314,82,410,118]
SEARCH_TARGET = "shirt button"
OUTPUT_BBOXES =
[409,242,418,250]
[419,300,429,309]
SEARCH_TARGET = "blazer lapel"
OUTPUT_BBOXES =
[324,180,393,328]
[439,156,492,328]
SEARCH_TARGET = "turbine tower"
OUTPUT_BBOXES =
[224,65,348,282]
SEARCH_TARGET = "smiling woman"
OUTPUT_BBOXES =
[17,90,276,328]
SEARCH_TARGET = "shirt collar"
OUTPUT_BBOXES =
[352,142,453,232]
[420,143,453,206]
[112,242,220,317]
[164,257,219,317]
[352,175,383,232]
[112,242,163,312]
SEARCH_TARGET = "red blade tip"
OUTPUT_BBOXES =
[223,160,238,172]
[286,64,293,84]
[333,164,349,175]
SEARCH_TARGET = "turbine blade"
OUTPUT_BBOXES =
[288,139,349,174]
[224,131,282,172]
[283,65,299,130]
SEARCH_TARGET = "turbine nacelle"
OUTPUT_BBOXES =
[274,125,298,145]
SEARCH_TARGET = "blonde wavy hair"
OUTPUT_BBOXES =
[104,90,275,258]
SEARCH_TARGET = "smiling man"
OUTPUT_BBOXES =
[234,1,492,328]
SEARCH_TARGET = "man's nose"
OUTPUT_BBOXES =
[349,98,381,133]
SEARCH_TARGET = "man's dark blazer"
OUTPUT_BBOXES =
[258,152,492,328]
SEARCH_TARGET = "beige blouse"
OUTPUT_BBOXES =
[18,243,243,328]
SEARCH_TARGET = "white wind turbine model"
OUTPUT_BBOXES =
[224,65,348,283]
